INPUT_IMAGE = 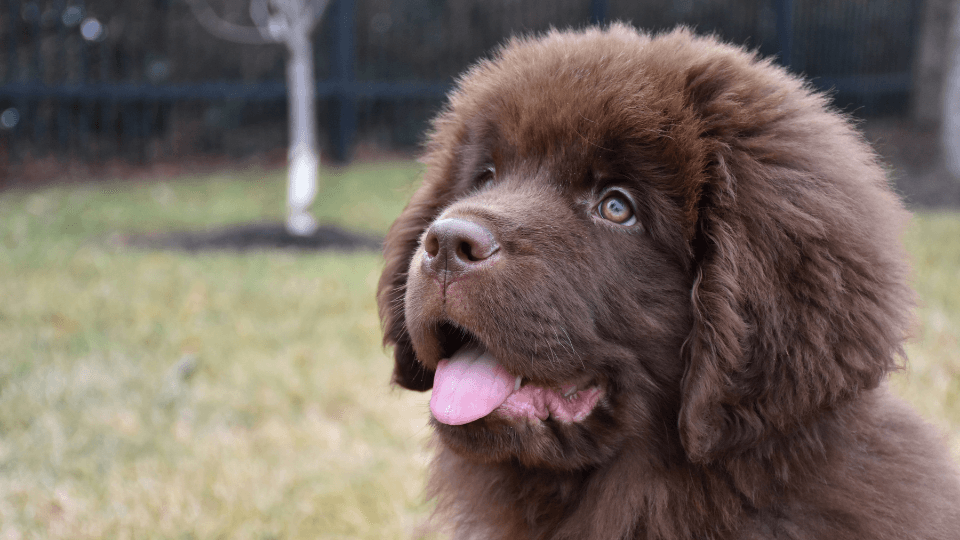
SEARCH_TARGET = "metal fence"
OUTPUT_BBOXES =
[0,0,924,169]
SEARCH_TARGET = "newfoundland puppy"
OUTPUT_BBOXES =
[377,25,960,539]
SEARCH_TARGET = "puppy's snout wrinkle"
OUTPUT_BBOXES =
[423,218,499,276]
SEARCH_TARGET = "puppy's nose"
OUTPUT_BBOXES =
[423,218,499,275]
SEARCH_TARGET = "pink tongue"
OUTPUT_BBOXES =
[430,346,517,425]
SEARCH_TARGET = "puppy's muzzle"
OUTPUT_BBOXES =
[423,218,500,277]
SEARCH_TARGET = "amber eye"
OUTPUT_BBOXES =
[598,193,636,225]
[476,166,495,188]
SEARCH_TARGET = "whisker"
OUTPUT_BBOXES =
[560,326,585,370]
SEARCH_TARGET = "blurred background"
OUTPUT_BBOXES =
[1,1,959,539]
[0,0,955,185]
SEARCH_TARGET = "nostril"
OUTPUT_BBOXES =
[424,231,440,258]
[458,241,477,262]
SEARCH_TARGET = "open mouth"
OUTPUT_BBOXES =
[430,322,603,426]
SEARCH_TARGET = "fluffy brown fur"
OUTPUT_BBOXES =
[377,25,960,539]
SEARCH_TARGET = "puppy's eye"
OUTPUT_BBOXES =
[598,193,636,226]
[476,166,495,188]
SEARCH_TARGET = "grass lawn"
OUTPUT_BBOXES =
[1,163,959,539]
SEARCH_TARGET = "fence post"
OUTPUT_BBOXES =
[590,0,608,26]
[776,0,795,71]
[77,0,91,159]
[55,0,69,152]
[6,0,22,155]
[330,0,356,163]
[6,1,16,81]
[29,0,45,144]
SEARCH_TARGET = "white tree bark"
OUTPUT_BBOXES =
[185,0,330,235]
[944,0,960,179]
[284,17,320,235]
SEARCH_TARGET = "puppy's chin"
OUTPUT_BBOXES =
[431,401,625,470]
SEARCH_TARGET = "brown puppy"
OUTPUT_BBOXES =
[378,25,960,540]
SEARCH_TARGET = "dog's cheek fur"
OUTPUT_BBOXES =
[670,39,913,473]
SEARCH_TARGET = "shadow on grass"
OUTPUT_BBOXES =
[122,222,382,252]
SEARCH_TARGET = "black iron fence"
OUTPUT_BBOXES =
[0,0,923,169]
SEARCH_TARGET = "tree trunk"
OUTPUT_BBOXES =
[284,24,320,236]
[944,0,960,180]
[913,0,955,126]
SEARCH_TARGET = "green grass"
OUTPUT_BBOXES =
[0,163,437,540]
[1,164,959,538]
[895,213,960,457]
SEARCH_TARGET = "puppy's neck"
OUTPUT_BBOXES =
[426,438,742,540]
[425,398,876,540]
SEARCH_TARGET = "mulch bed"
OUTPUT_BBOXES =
[121,222,382,253]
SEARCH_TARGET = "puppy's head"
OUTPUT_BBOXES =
[378,25,912,471]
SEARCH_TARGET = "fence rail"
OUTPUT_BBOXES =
[0,0,923,169]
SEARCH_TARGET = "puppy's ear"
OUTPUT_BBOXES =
[678,148,911,463]
[377,178,448,391]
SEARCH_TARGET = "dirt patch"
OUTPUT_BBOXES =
[121,222,382,253]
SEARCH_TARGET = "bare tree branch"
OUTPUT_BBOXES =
[185,0,333,235]
[306,0,332,24]
[248,0,270,29]
[271,0,299,20]
[184,0,277,45]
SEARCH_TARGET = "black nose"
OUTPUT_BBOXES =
[423,218,500,275]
